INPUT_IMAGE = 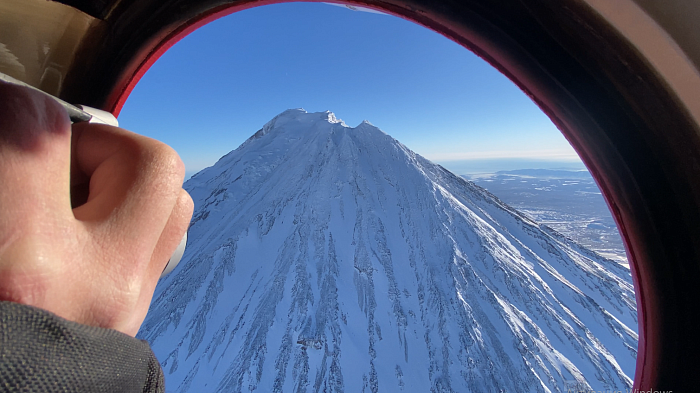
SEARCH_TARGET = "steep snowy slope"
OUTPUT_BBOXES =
[139,109,638,392]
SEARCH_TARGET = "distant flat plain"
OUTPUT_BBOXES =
[458,166,628,265]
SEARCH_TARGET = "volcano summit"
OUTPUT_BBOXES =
[139,109,637,392]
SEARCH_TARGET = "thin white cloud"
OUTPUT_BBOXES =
[323,3,388,15]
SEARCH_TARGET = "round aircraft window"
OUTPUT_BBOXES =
[119,4,638,391]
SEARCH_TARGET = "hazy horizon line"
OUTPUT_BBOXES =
[184,156,587,180]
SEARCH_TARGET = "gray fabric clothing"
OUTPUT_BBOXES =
[0,301,164,393]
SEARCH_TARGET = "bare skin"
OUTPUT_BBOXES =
[0,81,194,336]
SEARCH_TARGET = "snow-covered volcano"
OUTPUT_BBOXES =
[139,109,638,392]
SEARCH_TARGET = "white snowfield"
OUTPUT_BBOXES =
[140,109,638,393]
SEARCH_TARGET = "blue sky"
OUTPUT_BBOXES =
[118,2,583,178]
